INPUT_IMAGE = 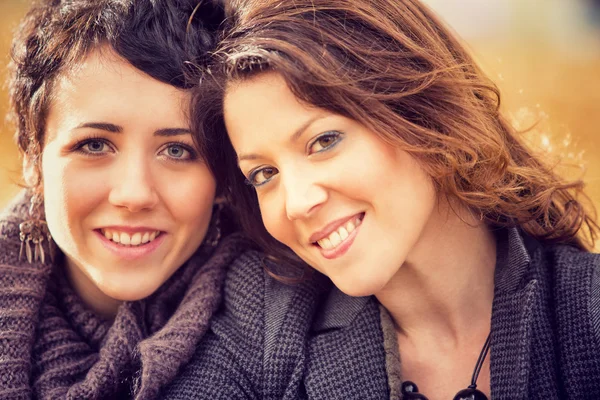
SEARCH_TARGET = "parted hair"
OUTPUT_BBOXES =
[193,0,598,272]
[8,0,225,186]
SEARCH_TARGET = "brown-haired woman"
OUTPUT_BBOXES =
[0,0,260,398]
[164,0,600,399]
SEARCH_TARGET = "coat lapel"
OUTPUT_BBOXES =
[490,229,539,399]
[305,290,390,399]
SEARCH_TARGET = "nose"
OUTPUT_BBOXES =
[108,152,158,212]
[283,169,327,221]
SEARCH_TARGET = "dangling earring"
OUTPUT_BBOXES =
[19,192,54,264]
[205,203,223,248]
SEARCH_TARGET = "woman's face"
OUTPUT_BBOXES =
[40,48,216,305]
[225,72,439,296]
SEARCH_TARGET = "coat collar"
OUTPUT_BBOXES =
[490,227,541,399]
[312,286,372,332]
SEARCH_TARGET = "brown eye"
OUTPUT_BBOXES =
[249,166,279,186]
[309,131,342,154]
[317,136,335,147]
[261,167,277,180]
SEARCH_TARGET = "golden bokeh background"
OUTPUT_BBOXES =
[1,0,599,248]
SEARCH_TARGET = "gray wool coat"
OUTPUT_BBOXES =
[162,228,600,399]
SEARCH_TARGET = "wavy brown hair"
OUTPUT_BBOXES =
[193,0,598,270]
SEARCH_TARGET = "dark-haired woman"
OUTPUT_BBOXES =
[0,0,258,398]
[165,0,600,399]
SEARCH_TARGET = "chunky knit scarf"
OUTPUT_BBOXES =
[0,192,249,399]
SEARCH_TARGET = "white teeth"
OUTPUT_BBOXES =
[120,232,131,245]
[329,231,341,247]
[131,232,142,246]
[320,238,333,250]
[339,227,349,240]
[346,220,356,233]
[316,215,363,250]
[101,229,160,246]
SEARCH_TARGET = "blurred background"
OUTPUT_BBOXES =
[1,0,599,247]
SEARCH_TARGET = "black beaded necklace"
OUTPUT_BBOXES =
[400,333,491,400]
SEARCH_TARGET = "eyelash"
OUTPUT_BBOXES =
[71,136,199,162]
[245,130,344,188]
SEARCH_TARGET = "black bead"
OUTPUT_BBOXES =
[452,387,488,400]
[401,381,429,400]
[401,381,419,394]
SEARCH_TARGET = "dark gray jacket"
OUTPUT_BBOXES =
[163,229,600,399]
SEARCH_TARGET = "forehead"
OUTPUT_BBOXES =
[223,72,318,143]
[46,47,191,137]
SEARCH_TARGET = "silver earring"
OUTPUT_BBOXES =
[19,192,54,264]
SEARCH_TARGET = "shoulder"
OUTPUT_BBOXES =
[534,244,600,349]
[532,244,600,392]
[221,249,267,307]
[551,243,600,308]
[162,250,329,399]
[220,250,329,329]
[535,243,600,293]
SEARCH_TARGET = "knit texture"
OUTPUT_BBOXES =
[163,229,600,400]
[0,192,250,399]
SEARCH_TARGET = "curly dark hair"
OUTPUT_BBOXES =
[8,0,225,187]
[191,0,597,276]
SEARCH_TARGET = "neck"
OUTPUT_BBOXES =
[64,258,121,320]
[376,203,496,346]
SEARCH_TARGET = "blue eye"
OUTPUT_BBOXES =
[86,140,106,152]
[308,131,342,154]
[159,142,197,162]
[73,138,112,156]
[247,166,279,187]
[167,145,187,158]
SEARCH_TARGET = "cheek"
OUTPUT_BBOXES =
[375,152,437,237]
[162,167,217,227]
[257,191,290,244]
[41,152,105,236]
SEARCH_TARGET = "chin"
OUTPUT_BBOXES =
[333,276,387,298]
[99,279,162,302]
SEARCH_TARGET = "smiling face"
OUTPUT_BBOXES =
[224,72,439,296]
[40,48,216,312]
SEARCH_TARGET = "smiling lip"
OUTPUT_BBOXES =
[308,213,363,244]
[317,224,361,259]
[94,229,166,261]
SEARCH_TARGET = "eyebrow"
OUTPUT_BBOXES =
[237,114,327,162]
[73,122,192,136]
